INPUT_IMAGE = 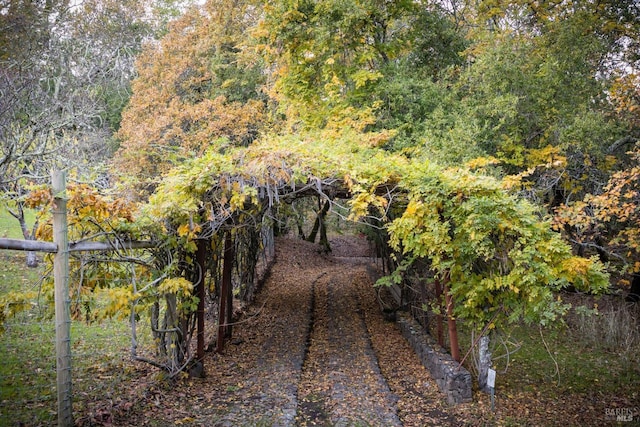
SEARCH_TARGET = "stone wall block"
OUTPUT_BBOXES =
[396,313,472,405]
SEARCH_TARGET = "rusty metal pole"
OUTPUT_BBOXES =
[225,260,233,339]
[217,231,234,353]
[195,238,207,361]
[434,278,445,348]
[225,232,235,338]
[443,276,461,362]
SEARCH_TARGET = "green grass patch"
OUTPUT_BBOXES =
[487,324,639,397]
[0,251,46,293]
[452,301,640,425]
[446,295,640,399]
[0,205,37,239]
[0,253,147,427]
[0,205,43,295]
[0,320,58,425]
[0,316,134,426]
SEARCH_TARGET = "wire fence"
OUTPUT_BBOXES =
[1,305,57,425]
[0,250,158,427]
[70,316,156,426]
[1,250,57,426]
[0,251,264,426]
[0,171,277,426]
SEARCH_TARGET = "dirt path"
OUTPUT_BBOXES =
[296,262,401,426]
[115,236,459,426]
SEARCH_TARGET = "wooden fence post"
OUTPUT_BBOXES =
[52,170,73,427]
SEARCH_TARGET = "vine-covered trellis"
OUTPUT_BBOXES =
[145,130,609,373]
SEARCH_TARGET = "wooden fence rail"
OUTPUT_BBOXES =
[0,238,57,252]
[0,238,155,253]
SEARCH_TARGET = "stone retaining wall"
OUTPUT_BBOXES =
[396,312,473,405]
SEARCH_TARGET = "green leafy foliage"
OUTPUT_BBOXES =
[5,0,637,379]
[414,2,636,210]
[380,162,609,328]
[257,0,416,128]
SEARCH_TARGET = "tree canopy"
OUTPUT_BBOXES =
[3,0,640,374]
[110,0,640,341]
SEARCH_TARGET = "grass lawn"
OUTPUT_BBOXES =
[0,207,149,427]
[451,298,640,426]
[0,205,37,239]
[0,249,144,427]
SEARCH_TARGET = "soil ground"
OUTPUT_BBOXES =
[87,235,639,427]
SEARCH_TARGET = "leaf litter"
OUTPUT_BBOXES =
[82,236,638,427]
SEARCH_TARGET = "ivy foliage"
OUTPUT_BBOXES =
[256,0,415,127]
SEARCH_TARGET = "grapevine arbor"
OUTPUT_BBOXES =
[117,129,612,374]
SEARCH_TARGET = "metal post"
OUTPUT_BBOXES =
[217,231,234,353]
[434,278,444,347]
[444,279,460,362]
[195,239,207,361]
[52,170,73,426]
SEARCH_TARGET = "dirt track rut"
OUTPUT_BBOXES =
[297,264,401,426]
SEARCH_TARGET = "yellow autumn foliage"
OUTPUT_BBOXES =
[158,278,194,297]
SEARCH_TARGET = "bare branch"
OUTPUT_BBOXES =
[607,135,638,154]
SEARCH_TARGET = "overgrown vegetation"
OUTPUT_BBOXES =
[453,310,640,426]
[1,0,640,423]
[461,302,640,397]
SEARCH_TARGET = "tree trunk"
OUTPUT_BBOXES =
[225,257,233,339]
[195,238,208,361]
[217,231,235,353]
[477,335,492,392]
[318,207,331,254]
[307,199,330,244]
[7,201,39,267]
[165,293,181,371]
[307,217,320,243]
[150,301,164,356]
[26,250,38,268]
